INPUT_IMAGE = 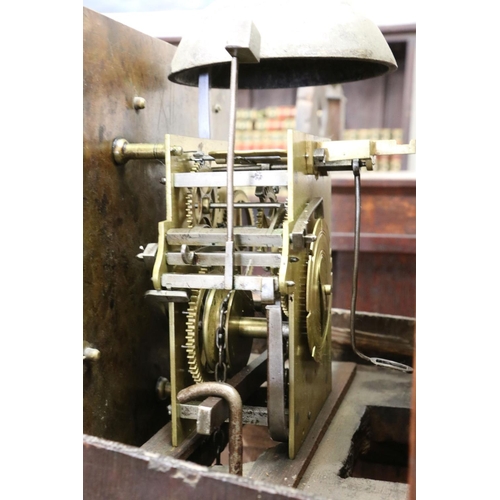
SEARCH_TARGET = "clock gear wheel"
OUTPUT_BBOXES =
[255,186,278,229]
[186,286,255,383]
[185,162,222,228]
[305,218,332,362]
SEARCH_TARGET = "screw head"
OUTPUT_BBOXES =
[83,347,100,361]
[156,377,171,400]
[112,138,128,165]
[133,96,146,110]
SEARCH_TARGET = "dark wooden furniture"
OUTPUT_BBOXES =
[330,173,416,318]
[83,7,230,446]
[342,24,416,170]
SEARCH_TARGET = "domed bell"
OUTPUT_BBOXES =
[168,0,397,89]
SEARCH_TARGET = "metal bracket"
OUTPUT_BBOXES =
[175,403,290,427]
[313,147,373,172]
[177,382,243,476]
[136,243,158,271]
[225,20,261,64]
[313,138,416,173]
[290,197,324,251]
[180,244,196,265]
[144,289,189,304]
[267,302,289,442]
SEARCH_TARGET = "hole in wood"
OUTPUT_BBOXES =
[339,405,410,483]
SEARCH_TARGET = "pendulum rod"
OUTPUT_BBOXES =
[224,54,238,289]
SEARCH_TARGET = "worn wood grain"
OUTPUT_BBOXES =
[329,175,416,317]
[331,251,416,318]
[331,308,415,364]
[84,435,325,500]
[330,177,416,237]
[83,7,230,446]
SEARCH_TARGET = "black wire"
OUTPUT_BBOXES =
[349,160,413,373]
[349,161,371,363]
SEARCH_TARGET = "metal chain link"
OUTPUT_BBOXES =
[215,291,232,382]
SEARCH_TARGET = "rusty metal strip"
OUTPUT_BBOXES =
[248,362,356,488]
[178,382,243,476]
[141,351,267,456]
[195,351,268,435]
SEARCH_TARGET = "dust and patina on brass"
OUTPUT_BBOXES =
[84,0,416,475]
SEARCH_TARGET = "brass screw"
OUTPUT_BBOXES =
[170,146,183,156]
[156,377,171,400]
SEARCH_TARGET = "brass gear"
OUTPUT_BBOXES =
[279,252,307,329]
[185,162,220,228]
[185,288,207,383]
[305,218,332,362]
[256,187,278,229]
[277,200,290,317]
[186,186,219,228]
[185,268,210,383]
[185,190,195,228]
[185,159,199,228]
[256,208,266,229]
[186,285,255,383]
[281,295,290,318]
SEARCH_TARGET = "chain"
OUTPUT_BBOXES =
[215,291,231,382]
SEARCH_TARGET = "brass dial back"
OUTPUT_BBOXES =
[306,218,332,362]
